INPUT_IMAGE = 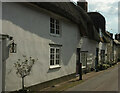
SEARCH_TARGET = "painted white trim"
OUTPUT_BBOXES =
[49,44,62,68]
[49,17,61,37]
[49,65,61,69]
[82,66,86,69]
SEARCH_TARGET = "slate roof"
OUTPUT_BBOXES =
[31,2,100,42]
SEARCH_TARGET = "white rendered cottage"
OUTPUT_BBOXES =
[1,2,100,91]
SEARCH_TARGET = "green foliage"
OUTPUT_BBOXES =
[97,63,110,70]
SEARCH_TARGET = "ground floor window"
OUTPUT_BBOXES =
[49,44,61,67]
[80,51,87,68]
[101,50,105,63]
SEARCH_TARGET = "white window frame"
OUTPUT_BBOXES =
[80,51,88,69]
[101,50,105,62]
[50,17,60,36]
[49,45,61,69]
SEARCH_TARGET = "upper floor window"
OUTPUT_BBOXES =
[50,18,60,36]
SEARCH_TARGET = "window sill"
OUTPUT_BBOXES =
[82,66,86,69]
[49,65,61,69]
[50,33,60,37]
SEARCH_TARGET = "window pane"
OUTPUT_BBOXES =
[50,18,55,34]
[50,23,54,28]
[56,20,59,24]
[50,60,54,65]
[56,49,60,53]
[56,20,59,35]
[50,18,54,23]
[56,25,59,29]
[56,55,60,59]
[50,48,54,53]
[50,54,54,59]
[50,28,55,34]
[52,24,54,28]
[56,30,59,34]
[56,60,59,64]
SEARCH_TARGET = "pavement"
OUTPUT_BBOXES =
[40,63,119,92]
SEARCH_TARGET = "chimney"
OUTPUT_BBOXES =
[77,0,88,12]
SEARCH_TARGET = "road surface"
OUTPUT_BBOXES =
[66,64,119,91]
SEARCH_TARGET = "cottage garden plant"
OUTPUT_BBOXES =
[14,55,38,92]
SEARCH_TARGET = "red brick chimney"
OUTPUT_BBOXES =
[77,0,88,12]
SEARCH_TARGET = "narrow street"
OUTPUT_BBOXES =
[66,64,119,91]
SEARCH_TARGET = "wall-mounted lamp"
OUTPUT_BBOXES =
[9,40,17,53]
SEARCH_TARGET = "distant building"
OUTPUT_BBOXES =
[114,33,120,61]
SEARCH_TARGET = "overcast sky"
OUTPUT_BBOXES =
[72,0,119,35]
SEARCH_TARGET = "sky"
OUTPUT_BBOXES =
[72,0,119,35]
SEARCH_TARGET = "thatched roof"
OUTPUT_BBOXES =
[31,2,100,42]
[114,40,120,45]
[88,12,111,43]
[88,12,106,33]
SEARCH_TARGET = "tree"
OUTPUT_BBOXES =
[14,55,38,90]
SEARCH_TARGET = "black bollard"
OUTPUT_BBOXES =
[79,62,82,80]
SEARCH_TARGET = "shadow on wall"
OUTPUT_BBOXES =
[2,3,80,67]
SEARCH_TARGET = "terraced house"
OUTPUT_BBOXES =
[87,12,109,71]
[114,34,120,62]
[0,1,118,92]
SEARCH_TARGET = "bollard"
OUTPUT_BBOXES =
[79,62,82,80]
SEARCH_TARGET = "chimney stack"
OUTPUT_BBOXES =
[77,0,88,12]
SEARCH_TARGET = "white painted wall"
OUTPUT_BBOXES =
[80,37,98,55]
[2,3,80,91]
[78,37,98,69]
